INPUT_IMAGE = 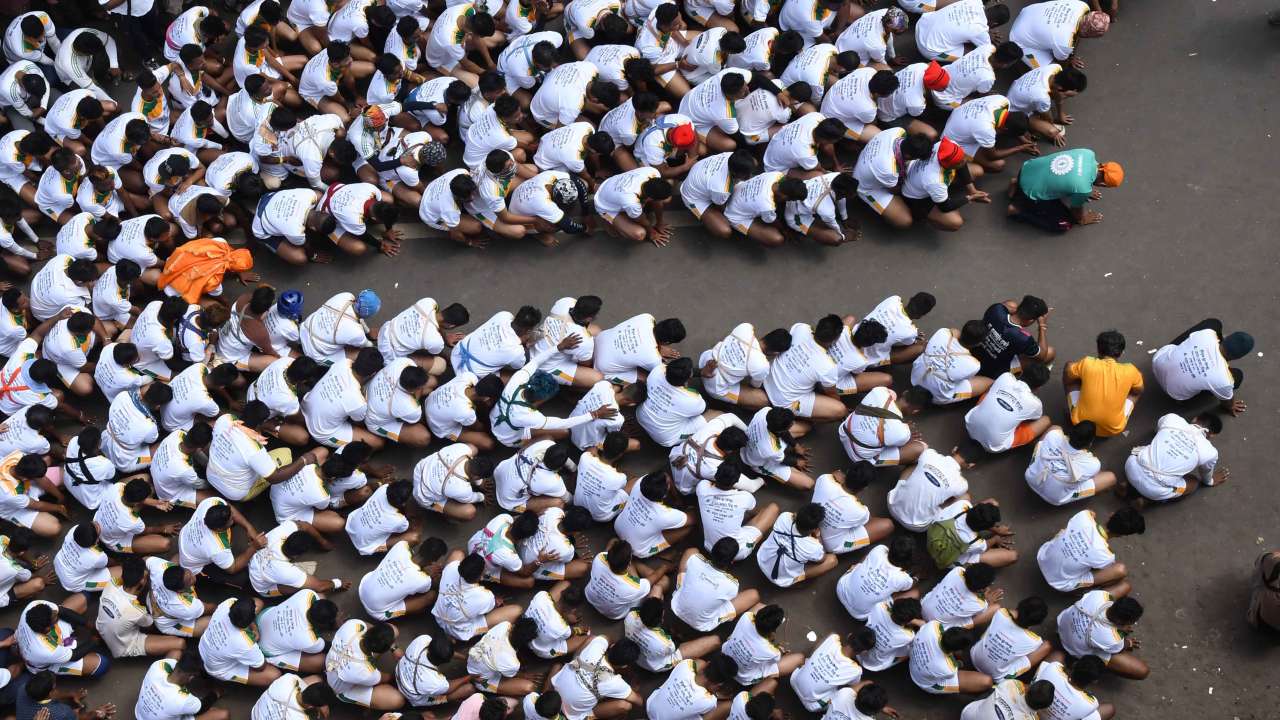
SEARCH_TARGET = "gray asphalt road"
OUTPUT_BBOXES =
[3,0,1278,718]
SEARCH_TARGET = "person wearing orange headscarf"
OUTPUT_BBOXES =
[1007,148,1122,232]
[157,236,258,304]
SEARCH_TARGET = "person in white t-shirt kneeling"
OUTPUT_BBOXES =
[908,622,993,695]
[756,504,839,588]
[1151,319,1251,415]
[964,362,1053,454]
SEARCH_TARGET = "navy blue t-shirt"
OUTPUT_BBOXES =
[975,303,1039,378]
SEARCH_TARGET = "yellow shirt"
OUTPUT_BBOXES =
[1065,356,1143,436]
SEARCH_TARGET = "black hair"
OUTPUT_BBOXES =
[744,692,775,720]
[709,537,740,568]
[301,682,338,707]
[713,460,741,490]
[888,536,915,567]
[1016,295,1049,320]
[639,472,669,503]
[901,134,933,161]
[844,461,875,493]
[720,71,746,97]
[632,91,659,114]
[353,347,385,378]
[993,41,1024,65]
[605,638,639,667]
[363,622,396,653]
[123,478,152,504]
[510,511,541,541]
[905,292,936,319]
[204,503,232,530]
[1067,420,1096,449]
[1055,68,1088,93]
[654,318,686,344]
[20,16,45,38]
[852,319,887,348]
[143,382,174,407]
[513,305,544,331]
[638,596,664,626]
[890,597,923,625]
[665,357,694,386]
[606,540,633,573]
[704,652,739,685]
[459,553,486,583]
[777,178,808,201]
[534,691,562,717]
[73,522,99,548]
[586,131,615,156]
[986,4,1011,26]
[228,597,257,628]
[854,682,888,714]
[1096,330,1125,358]
[385,479,413,509]
[765,408,794,434]
[1026,680,1056,709]
[601,431,629,460]
[963,562,996,591]
[445,80,472,105]
[964,502,1001,532]
[282,531,313,559]
[121,556,146,588]
[468,10,497,37]
[1198,413,1225,434]
[241,400,272,428]
[1108,595,1145,626]
[814,314,844,344]
[1021,362,1051,389]
[940,627,974,653]
[307,598,339,632]
[754,604,785,635]
[1015,596,1049,627]
[428,634,455,664]
[795,503,826,534]
[327,40,352,63]
[24,671,55,701]
[479,697,508,720]
[20,73,46,100]
[641,177,672,200]
[511,616,540,648]
[1070,655,1106,686]
[163,565,188,591]
[869,69,900,96]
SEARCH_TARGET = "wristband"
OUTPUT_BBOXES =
[331,578,343,589]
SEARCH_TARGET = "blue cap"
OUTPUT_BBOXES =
[277,290,304,320]
[354,289,381,318]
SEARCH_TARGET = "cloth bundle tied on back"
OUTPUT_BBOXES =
[158,238,254,303]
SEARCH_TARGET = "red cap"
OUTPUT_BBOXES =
[937,138,965,168]
[922,61,950,91]
[670,122,696,149]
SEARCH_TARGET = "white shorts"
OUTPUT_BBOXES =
[680,187,714,218]
[858,184,896,215]
[820,524,870,554]
[532,637,570,659]
[1124,455,1184,503]
[0,506,39,529]
[35,657,86,676]
[704,379,743,404]
[309,421,354,448]
[765,386,817,418]
[737,660,780,685]
[363,598,410,621]
[441,616,488,642]
[264,649,304,670]
[730,526,764,560]
[155,615,198,637]
[0,174,29,193]
[543,357,580,385]
[915,670,960,695]
[838,423,902,467]
[336,682,375,707]
[367,417,406,442]
[931,379,975,405]
[101,618,149,658]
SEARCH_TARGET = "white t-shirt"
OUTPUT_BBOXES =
[836,543,914,620]
[735,84,792,145]
[325,620,382,696]
[568,380,625,450]
[763,112,826,173]
[910,328,982,404]
[177,497,236,573]
[396,634,450,706]
[614,483,688,558]
[624,609,681,672]
[922,566,987,629]
[696,481,756,552]
[671,552,740,631]
[594,167,660,222]
[877,63,931,121]
[550,636,633,720]
[1152,328,1234,401]
[812,472,871,553]
[413,443,482,510]
[359,540,433,619]
[790,634,862,711]
[431,560,496,639]
[647,659,718,720]
[756,512,825,587]
[960,679,1041,720]
[637,365,707,447]
[970,608,1044,679]
[1033,661,1103,720]
[858,600,916,671]
[835,9,893,64]
[964,372,1044,452]
[136,659,203,720]
[424,372,479,441]
[1025,427,1103,505]
[584,551,650,620]
[258,589,327,661]
[592,313,664,383]
[914,0,990,61]
[1125,413,1219,499]
[933,44,998,109]
[206,413,277,501]
[699,323,769,400]
[909,620,961,692]
[53,525,110,592]
[248,521,310,596]
[199,598,267,681]
[574,451,629,521]
[1008,0,1089,68]
[1056,590,1125,661]
[523,590,572,658]
[679,68,750,135]
[451,310,526,379]
[344,484,410,555]
[301,359,368,444]
[1007,63,1059,115]
[530,61,598,128]
[764,322,839,409]
[779,44,838,103]
[887,448,969,531]
[821,67,880,135]
[722,611,782,683]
